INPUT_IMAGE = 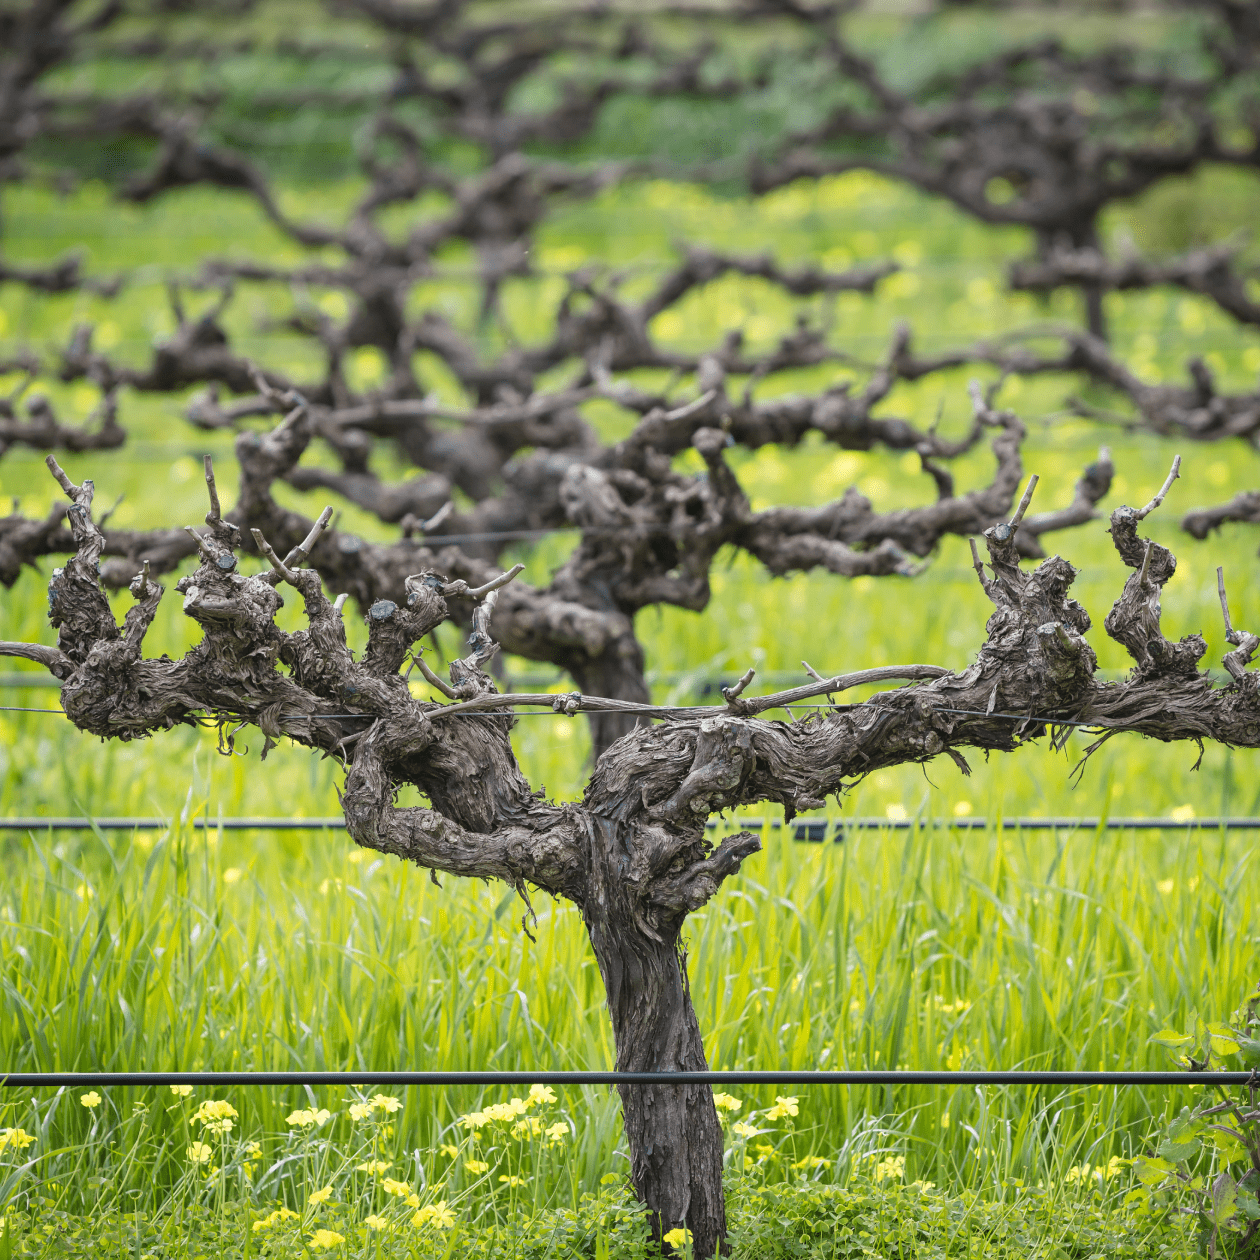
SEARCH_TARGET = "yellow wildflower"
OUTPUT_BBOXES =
[465,1160,489,1174]
[712,1093,742,1113]
[765,1095,798,1121]
[439,1144,459,1158]
[251,1208,298,1232]
[0,1128,35,1150]
[732,1122,759,1138]
[286,1108,331,1128]
[169,1084,193,1097]
[370,1094,402,1113]
[663,1227,692,1248]
[382,1178,411,1198]
[527,1084,557,1107]
[545,1122,568,1143]
[510,1116,543,1140]
[498,1174,527,1187]
[413,1201,455,1229]
[192,1100,237,1124]
[187,1142,214,1164]
[873,1155,905,1182]
[481,1099,528,1123]
[364,1215,390,1232]
[405,1193,420,1209]
[193,1100,237,1133]
[348,1102,373,1121]
[308,1185,334,1206]
[245,1141,263,1160]
[308,1228,344,1249]
[457,1110,489,1131]
[80,1092,102,1110]
[356,1160,389,1175]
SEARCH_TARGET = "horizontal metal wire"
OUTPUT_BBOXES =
[0,1070,1252,1089]
[0,816,1253,834]
[0,667,1196,690]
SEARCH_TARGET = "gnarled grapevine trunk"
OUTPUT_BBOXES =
[6,428,1260,1253]
[584,815,734,1253]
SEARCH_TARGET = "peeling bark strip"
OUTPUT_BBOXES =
[5,445,1259,1255]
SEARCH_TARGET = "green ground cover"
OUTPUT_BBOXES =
[1,75,1259,1255]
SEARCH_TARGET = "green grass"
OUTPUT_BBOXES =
[1,87,1259,1254]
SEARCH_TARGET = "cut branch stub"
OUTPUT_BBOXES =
[1218,568,1260,684]
[1104,458,1205,680]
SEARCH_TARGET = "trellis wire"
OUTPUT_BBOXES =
[0,1069,1253,1089]
[0,815,1253,836]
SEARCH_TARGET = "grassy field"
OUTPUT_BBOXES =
[2,98,1259,1254]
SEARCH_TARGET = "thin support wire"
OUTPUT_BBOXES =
[0,1069,1252,1089]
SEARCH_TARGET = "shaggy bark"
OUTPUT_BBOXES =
[0,381,1112,758]
[5,436,1256,1253]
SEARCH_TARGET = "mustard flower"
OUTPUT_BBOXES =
[308,1228,344,1249]
[662,1227,692,1248]
[439,1144,459,1158]
[457,1110,488,1131]
[80,1092,102,1110]
[356,1159,389,1175]
[370,1094,402,1113]
[251,1208,298,1232]
[364,1215,391,1232]
[286,1108,331,1129]
[545,1122,567,1143]
[348,1102,373,1121]
[498,1175,526,1187]
[712,1093,742,1113]
[413,1201,455,1229]
[764,1095,798,1122]
[872,1155,905,1182]
[527,1084,557,1107]
[464,1160,489,1174]
[169,1084,193,1097]
[192,1100,238,1134]
[381,1178,411,1198]
[731,1122,759,1139]
[0,1128,35,1151]
[308,1185,334,1206]
[187,1142,214,1164]
[481,1100,527,1123]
